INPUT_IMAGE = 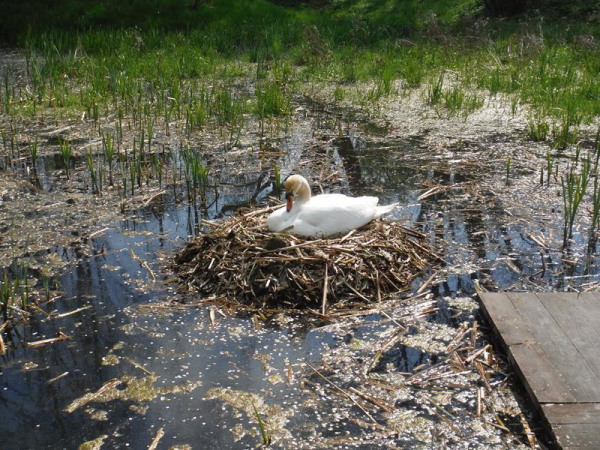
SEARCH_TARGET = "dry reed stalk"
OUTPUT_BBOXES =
[148,427,165,450]
[27,331,70,348]
[47,371,69,385]
[64,379,122,413]
[305,361,380,426]
[174,208,440,309]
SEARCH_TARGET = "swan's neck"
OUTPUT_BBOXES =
[296,179,312,204]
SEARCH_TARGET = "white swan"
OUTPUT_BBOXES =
[267,175,398,238]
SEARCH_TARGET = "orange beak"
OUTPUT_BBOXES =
[285,192,294,212]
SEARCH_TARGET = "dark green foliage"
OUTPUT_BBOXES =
[1,0,598,46]
[483,0,526,17]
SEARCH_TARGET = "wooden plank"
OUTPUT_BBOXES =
[552,423,600,448]
[478,292,600,449]
[575,293,600,322]
[510,341,576,404]
[538,292,600,380]
[543,403,600,425]
[507,292,600,403]
[478,292,535,346]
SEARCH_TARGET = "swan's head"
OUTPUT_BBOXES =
[284,175,306,212]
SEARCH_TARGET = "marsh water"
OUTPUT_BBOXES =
[2,98,599,449]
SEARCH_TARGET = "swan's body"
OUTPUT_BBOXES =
[267,175,397,237]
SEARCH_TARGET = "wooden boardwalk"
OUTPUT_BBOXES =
[478,292,600,449]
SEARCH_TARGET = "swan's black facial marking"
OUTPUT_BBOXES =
[285,191,294,212]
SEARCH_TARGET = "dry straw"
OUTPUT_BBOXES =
[175,205,441,310]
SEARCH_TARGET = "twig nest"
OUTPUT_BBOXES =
[174,206,440,309]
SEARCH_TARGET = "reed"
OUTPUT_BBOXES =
[273,165,282,198]
[59,138,72,179]
[561,157,591,247]
[442,86,483,118]
[136,155,143,188]
[528,113,549,142]
[41,271,50,302]
[182,145,192,201]
[19,263,29,308]
[425,73,444,106]
[103,132,115,186]
[30,139,38,171]
[87,148,103,194]
[191,152,208,204]
[546,151,552,186]
[151,154,162,189]
[588,168,600,252]
[256,81,291,120]
[3,72,10,114]
[444,86,465,116]
[1,131,6,154]
[129,161,136,195]
[1,272,10,322]
[252,403,272,447]
[588,132,600,251]
[553,95,582,149]
[147,119,153,154]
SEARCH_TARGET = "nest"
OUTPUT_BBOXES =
[174,206,440,310]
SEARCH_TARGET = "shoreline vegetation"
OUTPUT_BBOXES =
[0,0,598,143]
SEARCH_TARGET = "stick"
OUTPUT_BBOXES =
[416,271,437,295]
[519,413,537,449]
[465,344,491,364]
[306,361,380,426]
[54,306,91,319]
[321,265,328,316]
[27,331,70,348]
[143,190,166,208]
[148,427,165,450]
[64,379,122,413]
[88,227,111,239]
[47,372,69,385]
[130,249,156,281]
[124,357,155,376]
[348,387,394,412]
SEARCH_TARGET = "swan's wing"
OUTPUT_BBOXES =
[295,195,381,236]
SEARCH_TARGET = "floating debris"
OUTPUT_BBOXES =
[174,207,440,310]
[85,408,109,421]
[300,296,534,448]
[26,331,71,348]
[148,427,165,450]
[64,376,202,414]
[205,387,293,444]
[21,361,40,371]
[78,435,108,450]
[101,354,120,366]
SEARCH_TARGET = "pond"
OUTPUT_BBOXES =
[1,91,598,449]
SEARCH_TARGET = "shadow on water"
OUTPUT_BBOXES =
[2,104,600,448]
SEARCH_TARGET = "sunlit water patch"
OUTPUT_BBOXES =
[3,98,599,448]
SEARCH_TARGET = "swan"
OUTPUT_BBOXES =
[267,174,398,238]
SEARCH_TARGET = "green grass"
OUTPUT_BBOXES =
[256,81,292,119]
[0,0,598,153]
[562,156,591,247]
[59,138,72,179]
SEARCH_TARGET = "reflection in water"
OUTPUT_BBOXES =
[2,106,599,448]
